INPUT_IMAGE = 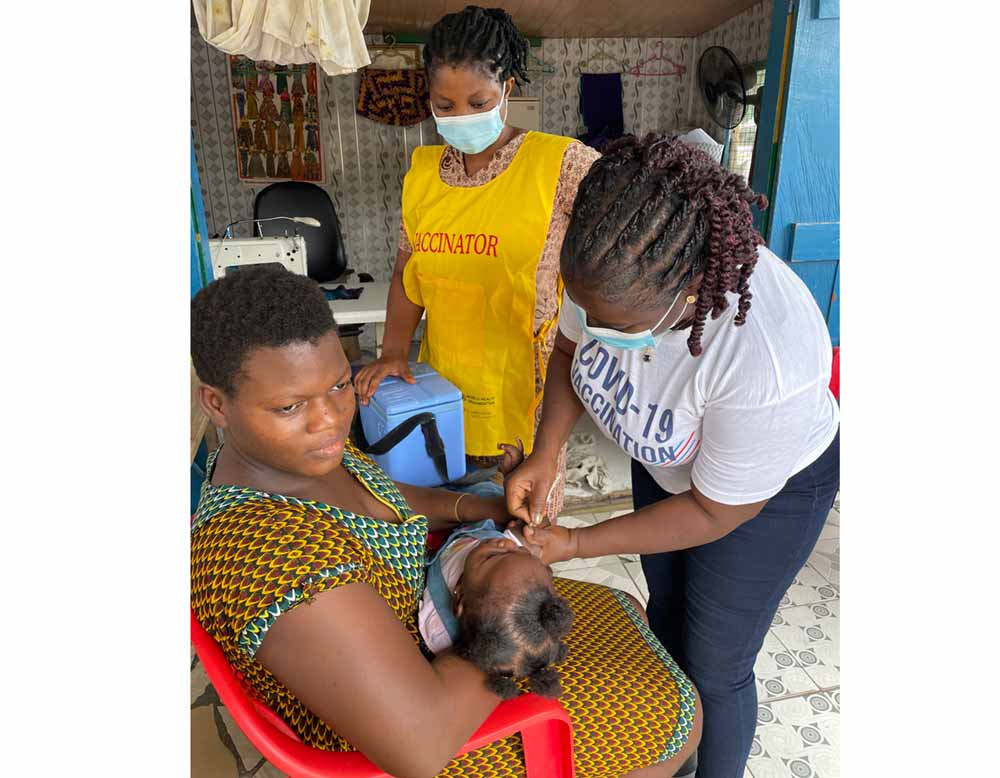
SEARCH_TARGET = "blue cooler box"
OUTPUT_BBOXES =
[357,362,466,487]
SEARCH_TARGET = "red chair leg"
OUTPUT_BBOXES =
[521,715,576,778]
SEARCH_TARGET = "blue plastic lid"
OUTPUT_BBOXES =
[370,362,462,416]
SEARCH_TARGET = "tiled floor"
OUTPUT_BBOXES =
[192,501,840,777]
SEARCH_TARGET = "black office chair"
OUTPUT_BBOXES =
[254,182,355,283]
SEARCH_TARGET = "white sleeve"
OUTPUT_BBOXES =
[557,291,582,343]
[691,384,821,505]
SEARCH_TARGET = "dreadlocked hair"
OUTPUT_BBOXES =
[561,133,768,357]
[454,584,573,700]
[191,265,335,395]
[423,5,531,86]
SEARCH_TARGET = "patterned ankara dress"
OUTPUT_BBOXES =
[191,442,696,777]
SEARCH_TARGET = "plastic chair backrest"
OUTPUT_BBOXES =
[830,346,840,401]
[191,608,576,778]
[426,529,449,556]
[254,181,347,283]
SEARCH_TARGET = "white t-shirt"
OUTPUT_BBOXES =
[558,246,839,505]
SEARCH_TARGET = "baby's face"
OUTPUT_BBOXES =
[458,536,552,602]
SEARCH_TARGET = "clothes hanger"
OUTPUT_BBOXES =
[367,34,420,70]
[627,41,687,78]
[526,50,556,75]
[576,41,628,75]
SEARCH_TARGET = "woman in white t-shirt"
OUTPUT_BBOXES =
[505,134,839,778]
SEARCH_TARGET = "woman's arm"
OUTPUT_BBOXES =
[534,332,585,457]
[397,484,511,532]
[564,373,827,557]
[255,582,500,778]
[505,332,584,523]
[527,487,768,563]
[354,247,425,404]
[524,350,828,559]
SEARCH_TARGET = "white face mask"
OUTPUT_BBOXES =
[430,85,509,154]
[574,285,689,351]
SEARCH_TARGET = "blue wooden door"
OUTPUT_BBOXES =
[752,0,840,345]
[191,137,212,513]
[191,139,212,298]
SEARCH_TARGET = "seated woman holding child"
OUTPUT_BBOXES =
[190,266,701,778]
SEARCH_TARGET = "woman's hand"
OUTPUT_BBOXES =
[522,523,579,565]
[505,519,549,560]
[354,351,415,405]
[504,450,560,526]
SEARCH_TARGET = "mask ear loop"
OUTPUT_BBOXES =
[643,288,695,362]
[655,283,691,335]
[671,294,698,331]
[500,79,510,124]
[664,294,699,332]
[658,258,702,336]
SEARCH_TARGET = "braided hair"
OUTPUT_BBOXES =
[561,133,769,357]
[454,584,573,699]
[423,5,531,86]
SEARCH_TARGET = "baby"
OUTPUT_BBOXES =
[419,441,574,699]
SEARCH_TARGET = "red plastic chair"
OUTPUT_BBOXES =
[426,529,449,556]
[191,608,576,778]
[829,346,840,401]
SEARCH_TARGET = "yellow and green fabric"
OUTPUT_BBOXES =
[191,441,696,776]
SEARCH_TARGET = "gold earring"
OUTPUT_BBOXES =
[686,294,697,305]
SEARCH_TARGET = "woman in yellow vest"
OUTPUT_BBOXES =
[355,6,600,520]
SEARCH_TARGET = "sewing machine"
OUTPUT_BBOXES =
[207,215,320,280]
[207,234,309,280]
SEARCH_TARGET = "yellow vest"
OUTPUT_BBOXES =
[402,131,573,457]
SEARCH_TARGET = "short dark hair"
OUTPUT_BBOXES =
[561,133,769,357]
[423,5,531,86]
[190,266,335,395]
[454,584,574,699]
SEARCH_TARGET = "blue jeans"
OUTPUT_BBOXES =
[632,431,839,778]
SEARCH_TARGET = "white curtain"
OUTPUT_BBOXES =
[193,0,372,76]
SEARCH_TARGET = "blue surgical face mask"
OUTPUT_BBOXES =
[431,86,508,155]
[574,286,688,351]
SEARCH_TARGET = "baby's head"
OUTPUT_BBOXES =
[452,536,574,699]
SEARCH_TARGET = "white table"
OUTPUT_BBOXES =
[324,281,423,356]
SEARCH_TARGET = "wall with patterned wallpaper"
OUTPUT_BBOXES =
[191,25,443,285]
[191,1,772,283]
